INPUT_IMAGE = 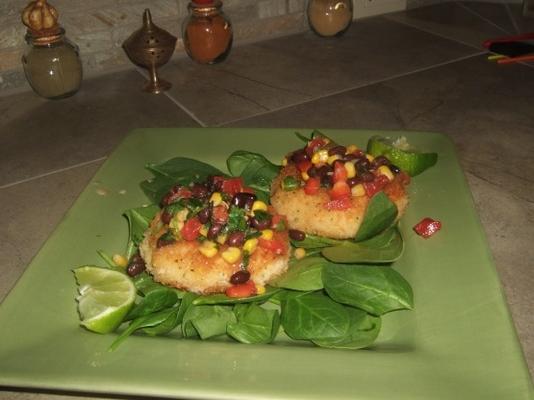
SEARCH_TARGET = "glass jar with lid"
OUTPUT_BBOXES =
[182,0,233,64]
[307,0,353,38]
[22,29,83,99]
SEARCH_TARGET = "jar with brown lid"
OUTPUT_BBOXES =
[307,0,353,38]
[22,29,82,99]
[182,0,233,64]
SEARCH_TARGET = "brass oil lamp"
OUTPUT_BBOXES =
[123,9,177,94]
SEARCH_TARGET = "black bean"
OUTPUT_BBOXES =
[250,216,271,231]
[206,175,222,192]
[231,192,257,209]
[161,211,173,224]
[389,164,401,174]
[191,183,209,199]
[347,177,362,187]
[227,231,246,247]
[361,172,375,182]
[289,229,306,241]
[328,145,346,156]
[291,149,310,164]
[320,173,333,187]
[197,207,211,224]
[207,223,224,240]
[356,159,371,174]
[372,155,390,168]
[126,261,146,277]
[230,270,250,285]
[341,153,359,162]
[307,166,319,178]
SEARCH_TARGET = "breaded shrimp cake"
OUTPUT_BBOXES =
[139,176,290,296]
[271,137,409,240]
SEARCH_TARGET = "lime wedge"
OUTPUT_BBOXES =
[74,266,136,334]
[367,135,437,177]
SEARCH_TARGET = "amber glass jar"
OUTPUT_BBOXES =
[182,0,233,64]
[307,0,353,38]
[22,29,82,99]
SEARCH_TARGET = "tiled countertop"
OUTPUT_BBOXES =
[1,2,533,398]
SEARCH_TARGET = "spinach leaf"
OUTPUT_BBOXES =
[294,131,311,143]
[313,306,381,349]
[141,308,180,336]
[125,286,179,321]
[226,151,280,201]
[193,287,280,305]
[227,303,280,344]
[141,157,224,203]
[271,256,325,291]
[292,234,343,249]
[353,191,398,242]
[123,205,159,259]
[321,227,404,263]
[109,307,177,351]
[181,305,236,339]
[142,291,198,336]
[323,264,413,316]
[281,291,350,340]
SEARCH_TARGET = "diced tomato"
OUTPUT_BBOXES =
[212,205,229,224]
[181,217,202,241]
[241,186,256,194]
[221,177,244,196]
[363,175,389,197]
[304,177,321,195]
[226,280,257,298]
[333,161,347,183]
[329,180,351,200]
[297,160,312,173]
[259,237,287,255]
[413,217,442,238]
[271,213,288,231]
[306,137,327,156]
[324,198,352,210]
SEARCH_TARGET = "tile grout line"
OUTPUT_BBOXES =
[504,3,521,34]
[383,13,483,51]
[0,157,107,190]
[217,51,486,127]
[132,67,208,128]
[456,1,513,35]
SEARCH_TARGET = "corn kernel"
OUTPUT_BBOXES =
[351,184,366,197]
[222,247,242,264]
[365,154,375,162]
[311,150,329,164]
[282,158,288,166]
[112,254,128,268]
[243,238,258,254]
[199,242,218,258]
[261,229,274,240]
[294,248,306,260]
[216,234,227,245]
[301,171,310,181]
[252,200,268,212]
[344,162,356,178]
[199,226,208,237]
[378,165,394,181]
[176,209,189,222]
[327,154,341,165]
[255,285,266,295]
[210,192,223,206]
[346,144,359,154]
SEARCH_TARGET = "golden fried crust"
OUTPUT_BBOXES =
[139,214,290,295]
[270,164,409,239]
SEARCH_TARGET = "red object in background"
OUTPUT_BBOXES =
[413,217,442,238]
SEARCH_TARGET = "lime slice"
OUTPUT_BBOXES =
[367,135,437,177]
[74,266,136,334]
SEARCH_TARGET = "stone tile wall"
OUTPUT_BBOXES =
[0,0,308,92]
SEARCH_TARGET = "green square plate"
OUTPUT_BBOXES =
[1,128,532,399]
